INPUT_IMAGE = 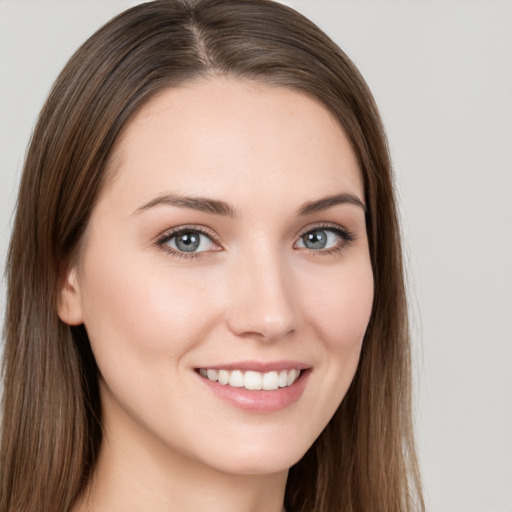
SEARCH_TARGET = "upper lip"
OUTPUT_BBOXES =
[196,360,311,372]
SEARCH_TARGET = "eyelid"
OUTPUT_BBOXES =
[295,222,354,240]
[294,222,356,252]
[154,224,222,258]
[153,222,355,259]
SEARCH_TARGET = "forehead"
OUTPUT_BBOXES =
[103,78,364,211]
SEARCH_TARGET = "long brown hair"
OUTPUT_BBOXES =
[1,1,424,510]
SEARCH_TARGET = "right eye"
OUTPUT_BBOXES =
[157,227,219,257]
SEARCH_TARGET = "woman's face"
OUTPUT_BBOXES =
[60,78,374,475]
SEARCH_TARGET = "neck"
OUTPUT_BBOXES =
[83,446,288,512]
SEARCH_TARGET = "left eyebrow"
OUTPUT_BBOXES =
[298,193,366,215]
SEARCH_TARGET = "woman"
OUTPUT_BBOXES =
[1,1,424,511]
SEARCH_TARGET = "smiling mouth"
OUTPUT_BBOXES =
[198,368,302,391]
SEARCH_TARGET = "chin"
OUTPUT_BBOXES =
[189,426,315,477]
[206,447,305,477]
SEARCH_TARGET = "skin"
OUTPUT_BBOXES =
[59,78,374,512]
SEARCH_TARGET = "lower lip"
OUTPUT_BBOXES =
[198,370,311,412]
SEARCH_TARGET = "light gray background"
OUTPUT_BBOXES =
[1,1,511,511]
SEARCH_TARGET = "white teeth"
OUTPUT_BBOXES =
[262,371,279,390]
[218,369,229,385]
[287,369,300,386]
[206,369,218,381]
[278,370,288,388]
[200,368,302,390]
[229,370,244,387]
[244,371,262,390]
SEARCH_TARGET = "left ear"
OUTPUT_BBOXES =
[57,267,84,326]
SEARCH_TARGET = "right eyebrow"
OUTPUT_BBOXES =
[133,193,238,217]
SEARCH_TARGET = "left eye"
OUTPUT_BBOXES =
[163,229,216,253]
[295,228,345,250]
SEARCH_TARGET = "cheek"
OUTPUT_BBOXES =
[293,256,373,438]
[78,247,219,370]
[302,258,374,352]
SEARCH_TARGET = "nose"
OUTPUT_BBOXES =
[226,247,298,342]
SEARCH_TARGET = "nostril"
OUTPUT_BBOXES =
[226,302,297,341]
[225,257,298,341]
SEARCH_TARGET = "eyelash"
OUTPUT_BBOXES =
[155,225,220,260]
[296,223,356,256]
[154,223,356,260]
